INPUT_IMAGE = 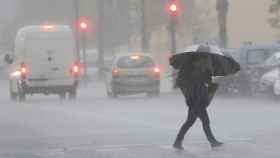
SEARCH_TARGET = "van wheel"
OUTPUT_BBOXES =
[10,91,17,101]
[59,93,66,100]
[111,91,118,98]
[19,92,26,102]
[69,90,77,100]
[107,89,113,98]
[112,93,118,98]
[111,88,118,98]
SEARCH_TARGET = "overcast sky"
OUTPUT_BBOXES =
[228,0,278,47]
[0,0,18,24]
[0,0,279,48]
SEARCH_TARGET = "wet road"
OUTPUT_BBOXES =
[1,80,280,158]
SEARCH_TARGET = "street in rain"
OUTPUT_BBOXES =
[1,0,280,158]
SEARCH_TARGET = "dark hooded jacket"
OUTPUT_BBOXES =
[173,58,214,108]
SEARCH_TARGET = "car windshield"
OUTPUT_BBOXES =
[230,52,241,63]
[247,49,275,65]
[117,56,154,68]
[264,53,280,66]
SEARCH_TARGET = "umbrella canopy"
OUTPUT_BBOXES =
[170,45,240,76]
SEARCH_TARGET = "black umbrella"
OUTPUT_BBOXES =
[169,45,240,76]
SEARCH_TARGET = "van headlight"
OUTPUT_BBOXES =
[10,71,21,77]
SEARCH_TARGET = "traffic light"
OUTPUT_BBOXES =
[79,21,88,30]
[166,0,179,16]
[169,3,177,12]
[166,0,179,89]
[77,17,90,32]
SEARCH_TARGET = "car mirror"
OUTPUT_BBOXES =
[4,54,13,64]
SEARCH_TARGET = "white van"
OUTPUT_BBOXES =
[7,25,81,101]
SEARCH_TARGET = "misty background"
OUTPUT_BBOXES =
[0,0,278,57]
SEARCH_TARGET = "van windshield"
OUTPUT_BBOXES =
[26,32,74,40]
[25,33,75,62]
[25,32,75,52]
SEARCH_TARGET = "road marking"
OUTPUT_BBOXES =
[96,147,127,152]
[95,143,161,148]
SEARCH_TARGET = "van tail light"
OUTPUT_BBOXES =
[112,68,119,77]
[73,65,80,74]
[20,63,28,79]
[71,62,82,77]
[153,67,160,73]
[152,66,160,80]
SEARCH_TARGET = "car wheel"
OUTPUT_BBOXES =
[19,92,26,102]
[59,93,66,100]
[69,89,77,100]
[111,84,118,98]
[10,91,17,101]
[107,89,113,98]
[112,91,118,98]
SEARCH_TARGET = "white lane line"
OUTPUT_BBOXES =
[95,143,162,149]
[46,143,169,154]
[96,147,127,152]
[200,153,233,158]
[224,138,253,143]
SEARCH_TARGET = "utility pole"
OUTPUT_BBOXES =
[78,19,89,78]
[97,0,105,79]
[141,0,149,52]
[216,0,229,48]
[167,0,179,89]
[170,18,177,56]
[73,0,80,59]
[168,0,178,55]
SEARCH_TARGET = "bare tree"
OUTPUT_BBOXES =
[216,0,229,48]
[269,0,280,29]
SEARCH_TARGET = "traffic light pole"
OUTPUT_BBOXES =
[97,0,105,80]
[170,16,177,89]
[170,19,177,56]
[141,0,148,52]
[73,0,81,59]
[81,32,87,79]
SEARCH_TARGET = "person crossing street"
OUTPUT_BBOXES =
[169,45,240,149]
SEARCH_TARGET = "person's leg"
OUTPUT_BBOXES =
[199,109,223,147]
[173,107,198,149]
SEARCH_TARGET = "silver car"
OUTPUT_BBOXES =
[105,54,160,98]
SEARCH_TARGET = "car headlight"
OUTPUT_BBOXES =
[10,71,21,77]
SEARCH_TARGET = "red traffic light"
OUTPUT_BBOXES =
[77,17,91,32]
[169,3,177,12]
[80,21,88,30]
[166,0,180,16]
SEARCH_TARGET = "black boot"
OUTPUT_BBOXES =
[211,141,224,148]
[173,140,184,150]
[202,122,223,148]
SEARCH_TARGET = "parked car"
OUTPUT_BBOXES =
[214,48,241,95]
[6,25,81,101]
[104,53,160,98]
[273,78,280,97]
[259,67,279,96]
[231,42,280,96]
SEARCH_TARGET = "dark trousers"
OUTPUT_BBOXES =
[175,84,218,144]
[175,107,218,144]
